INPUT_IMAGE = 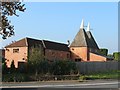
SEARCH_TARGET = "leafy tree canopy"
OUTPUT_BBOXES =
[0,0,26,39]
[99,48,108,56]
[113,52,120,61]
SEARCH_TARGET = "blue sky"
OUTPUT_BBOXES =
[1,2,118,54]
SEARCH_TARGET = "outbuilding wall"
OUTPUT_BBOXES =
[5,47,28,68]
[45,49,70,60]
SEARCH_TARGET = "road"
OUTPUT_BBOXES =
[1,80,120,89]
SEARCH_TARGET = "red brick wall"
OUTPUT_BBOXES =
[45,49,70,60]
[70,47,106,62]
[5,47,28,68]
[89,52,107,61]
[70,47,88,61]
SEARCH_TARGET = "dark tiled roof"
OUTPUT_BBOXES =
[90,50,105,57]
[70,28,90,47]
[5,37,43,48]
[5,38,27,48]
[90,51,109,59]
[91,51,114,60]
[26,37,43,48]
[43,40,69,52]
[5,37,69,52]
[70,29,99,49]
[86,31,99,49]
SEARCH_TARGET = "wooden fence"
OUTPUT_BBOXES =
[76,61,119,74]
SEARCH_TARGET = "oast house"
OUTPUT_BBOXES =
[4,20,108,68]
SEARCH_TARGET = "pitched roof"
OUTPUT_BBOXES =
[70,28,90,47]
[86,31,99,49]
[70,29,99,49]
[5,38,27,48]
[5,37,69,52]
[26,37,43,48]
[43,40,69,51]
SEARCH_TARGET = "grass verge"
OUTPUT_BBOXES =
[79,70,120,81]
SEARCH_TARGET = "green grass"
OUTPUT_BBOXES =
[79,70,120,80]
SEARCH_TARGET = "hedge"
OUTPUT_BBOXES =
[2,60,79,82]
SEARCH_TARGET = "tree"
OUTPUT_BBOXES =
[99,48,108,56]
[107,54,113,58]
[2,62,8,74]
[28,46,44,75]
[10,60,15,73]
[113,52,120,61]
[0,1,26,39]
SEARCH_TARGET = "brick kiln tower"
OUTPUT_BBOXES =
[70,19,107,61]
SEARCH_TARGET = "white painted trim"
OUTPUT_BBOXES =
[25,37,28,46]
[42,40,46,48]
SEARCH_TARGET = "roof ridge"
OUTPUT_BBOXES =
[86,31,99,49]
[82,29,89,47]
[26,37,41,41]
[43,40,68,46]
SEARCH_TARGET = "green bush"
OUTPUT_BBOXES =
[50,60,78,75]
[28,60,50,75]
[28,59,78,75]
[113,52,120,61]
[10,61,16,73]
[2,73,30,82]
[79,75,87,81]
[17,62,27,73]
[2,63,9,74]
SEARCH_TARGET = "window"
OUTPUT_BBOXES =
[13,49,19,53]
[75,58,81,62]
[6,48,9,51]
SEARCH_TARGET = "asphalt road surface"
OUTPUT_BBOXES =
[1,80,120,90]
[1,88,120,90]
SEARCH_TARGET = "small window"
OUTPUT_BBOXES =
[13,49,19,53]
[6,48,9,51]
[72,48,74,50]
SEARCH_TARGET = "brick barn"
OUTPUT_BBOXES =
[4,19,108,68]
[5,38,70,68]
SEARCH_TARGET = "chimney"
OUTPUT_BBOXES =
[67,40,70,46]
